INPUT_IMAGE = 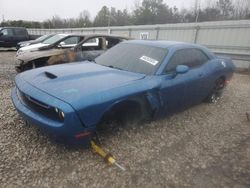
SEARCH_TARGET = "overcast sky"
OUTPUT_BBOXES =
[0,0,196,22]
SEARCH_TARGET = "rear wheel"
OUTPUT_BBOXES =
[206,78,225,103]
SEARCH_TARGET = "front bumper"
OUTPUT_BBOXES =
[11,78,94,145]
[14,58,24,73]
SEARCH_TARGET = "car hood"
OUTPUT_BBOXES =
[19,61,146,109]
[16,44,63,63]
[18,40,35,45]
[18,43,48,52]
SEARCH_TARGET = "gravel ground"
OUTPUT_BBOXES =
[0,49,250,188]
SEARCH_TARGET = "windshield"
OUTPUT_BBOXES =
[42,34,66,45]
[36,34,52,42]
[95,43,168,75]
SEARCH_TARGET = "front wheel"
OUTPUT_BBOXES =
[205,78,225,103]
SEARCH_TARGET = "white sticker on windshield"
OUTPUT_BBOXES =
[140,56,159,66]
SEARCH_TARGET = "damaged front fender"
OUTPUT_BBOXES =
[145,90,162,118]
[47,49,77,65]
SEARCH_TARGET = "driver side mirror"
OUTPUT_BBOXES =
[57,41,65,48]
[0,32,3,37]
[176,65,189,74]
[59,41,65,45]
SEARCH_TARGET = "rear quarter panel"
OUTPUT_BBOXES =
[203,57,235,94]
[210,57,235,80]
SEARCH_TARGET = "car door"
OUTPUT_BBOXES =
[0,28,15,47]
[158,51,190,114]
[180,48,211,107]
[166,48,211,108]
[159,48,211,113]
[158,73,187,115]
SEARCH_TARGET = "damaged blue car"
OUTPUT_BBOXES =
[11,40,235,145]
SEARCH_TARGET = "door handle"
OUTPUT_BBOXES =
[198,73,203,77]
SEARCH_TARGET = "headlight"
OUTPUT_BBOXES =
[16,50,23,56]
[54,107,65,121]
[59,111,65,120]
[21,43,30,47]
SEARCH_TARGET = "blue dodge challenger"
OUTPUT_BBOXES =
[11,40,235,145]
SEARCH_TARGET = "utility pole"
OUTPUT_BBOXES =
[107,8,117,35]
[194,0,201,22]
[108,9,111,34]
[108,9,111,28]
[1,14,5,26]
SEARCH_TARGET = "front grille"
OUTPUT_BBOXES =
[17,88,63,122]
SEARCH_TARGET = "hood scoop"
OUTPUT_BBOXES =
[45,71,57,79]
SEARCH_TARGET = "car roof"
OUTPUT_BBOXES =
[0,27,26,29]
[55,33,130,39]
[84,33,130,39]
[124,40,202,49]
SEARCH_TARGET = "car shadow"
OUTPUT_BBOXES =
[0,48,17,52]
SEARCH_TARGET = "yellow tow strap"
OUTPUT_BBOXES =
[90,140,125,171]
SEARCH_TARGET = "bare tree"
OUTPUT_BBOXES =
[232,0,250,19]
[1,0,250,28]
[216,0,234,19]
[194,0,201,22]
[78,10,92,27]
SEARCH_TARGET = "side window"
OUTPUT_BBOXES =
[81,37,103,51]
[165,50,187,72]
[14,28,27,36]
[1,29,14,36]
[188,49,209,67]
[82,38,98,47]
[61,36,80,45]
[106,37,121,49]
[165,48,209,73]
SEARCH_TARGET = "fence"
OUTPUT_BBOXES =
[28,20,250,70]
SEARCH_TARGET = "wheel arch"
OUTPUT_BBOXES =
[97,94,153,125]
[218,75,226,81]
[20,56,50,72]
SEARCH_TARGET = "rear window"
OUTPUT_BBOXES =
[95,43,168,75]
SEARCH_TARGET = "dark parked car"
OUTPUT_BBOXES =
[0,27,35,48]
[15,34,129,72]
[11,40,235,145]
[16,34,55,50]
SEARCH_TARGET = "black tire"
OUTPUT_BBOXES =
[205,78,225,103]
